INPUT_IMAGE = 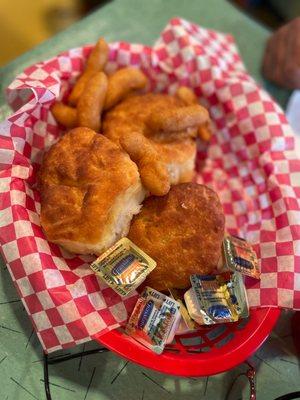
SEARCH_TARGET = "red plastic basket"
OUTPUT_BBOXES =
[95,307,280,377]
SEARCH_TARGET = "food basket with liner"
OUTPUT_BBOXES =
[0,17,299,395]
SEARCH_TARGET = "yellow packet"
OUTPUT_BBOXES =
[223,236,260,279]
[168,288,199,331]
[189,273,239,325]
[90,238,156,297]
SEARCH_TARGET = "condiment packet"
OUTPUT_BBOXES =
[188,273,239,325]
[227,272,249,319]
[223,235,260,279]
[168,288,199,331]
[184,288,204,326]
[90,238,156,297]
[125,287,181,354]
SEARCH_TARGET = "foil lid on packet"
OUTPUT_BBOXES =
[223,236,260,279]
[227,272,249,319]
[184,288,205,327]
[90,238,156,297]
[125,287,181,354]
[168,288,199,331]
[189,273,244,325]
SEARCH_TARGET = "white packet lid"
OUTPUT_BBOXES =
[126,287,181,354]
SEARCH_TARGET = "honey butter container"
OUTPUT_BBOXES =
[223,235,260,279]
[125,287,181,354]
[187,272,248,325]
[90,238,156,297]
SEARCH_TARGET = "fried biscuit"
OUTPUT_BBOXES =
[128,183,225,291]
[39,127,145,255]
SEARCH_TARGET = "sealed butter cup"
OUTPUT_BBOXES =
[190,273,239,325]
[188,272,249,326]
[90,238,156,297]
[222,235,260,279]
[227,271,249,319]
[168,287,199,331]
[184,288,205,326]
[125,287,181,354]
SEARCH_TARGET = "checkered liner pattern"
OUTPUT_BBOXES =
[0,18,299,353]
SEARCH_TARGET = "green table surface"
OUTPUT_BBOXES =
[0,1,298,399]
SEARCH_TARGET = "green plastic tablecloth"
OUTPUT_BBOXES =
[0,1,297,400]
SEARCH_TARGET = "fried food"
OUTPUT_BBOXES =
[176,86,198,105]
[68,38,109,106]
[198,120,213,142]
[77,72,108,131]
[146,104,209,133]
[51,38,108,129]
[50,102,77,128]
[120,131,170,196]
[175,86,212,142]
[103,93,199,191]
[39,127,145,255]
[128,183,225,291]
[50,34,212,200]
[104,67,148,110]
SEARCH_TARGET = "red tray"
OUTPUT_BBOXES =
[95,307,280,377]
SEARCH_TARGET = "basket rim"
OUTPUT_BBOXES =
[95,307,281,377]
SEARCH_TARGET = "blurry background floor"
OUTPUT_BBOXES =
[0,0,299,67]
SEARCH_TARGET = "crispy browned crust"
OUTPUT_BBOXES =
[104,67,148,110]
[103,93,197,167]
[128,183,225,291]
[77,72,108,131]
[39,127,140,247]
[68,38,109,106]
[146,104,209,132]
[120,131,170,196]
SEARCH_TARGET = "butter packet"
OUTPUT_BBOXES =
[189,273,239,325]
[226,272,249,319]
[168,288,199,331]
[184,288,205,326]
[90,238,156,297]
[223,236,260,279]
[125,287,181,354]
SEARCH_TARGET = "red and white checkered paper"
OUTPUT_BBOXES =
[0,18,300,353]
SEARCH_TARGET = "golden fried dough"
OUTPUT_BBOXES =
[103,93,198,191]
[68,38,109,106]
[39,127,145,255]
[77,72,108,131]
[50,102,77,128]
[175,86,198,105]
[198,120,213,142]
[120,131,170,196]
[104,67,148,110]
[175,86,212,142]
[128,183,225,291]
[146,104,209,133]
